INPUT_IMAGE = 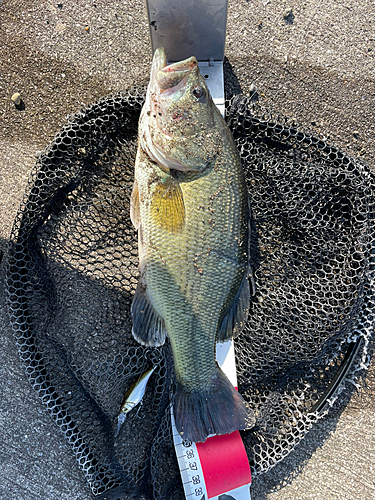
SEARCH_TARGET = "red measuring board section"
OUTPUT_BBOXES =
[196,430,251,498]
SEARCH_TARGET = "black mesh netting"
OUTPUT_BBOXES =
[6,87,375,500]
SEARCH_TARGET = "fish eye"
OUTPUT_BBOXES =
[192,86,205,100]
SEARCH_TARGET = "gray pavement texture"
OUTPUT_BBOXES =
[0,0,374,499]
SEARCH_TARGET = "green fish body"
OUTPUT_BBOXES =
[131,47,255,442]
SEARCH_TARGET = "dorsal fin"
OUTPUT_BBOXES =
[217,198,255,341]
[217,271,251,342]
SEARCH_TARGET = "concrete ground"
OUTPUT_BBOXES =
[0,0,374,498]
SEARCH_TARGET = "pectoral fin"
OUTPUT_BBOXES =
[131,280,167,347]
[151,176,185,233]
[130,179,141,229]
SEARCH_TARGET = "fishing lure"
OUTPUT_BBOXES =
[115,367,155,437]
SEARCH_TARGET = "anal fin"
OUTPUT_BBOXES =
[131,280,167,347]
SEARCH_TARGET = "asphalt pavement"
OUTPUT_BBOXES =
[0,0,374,499]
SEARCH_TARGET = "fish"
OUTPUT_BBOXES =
[130,47,255,443]
[115,367,155,437]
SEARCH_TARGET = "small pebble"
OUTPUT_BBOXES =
[11,92,21,106]
[85,26,90,32]
[283,8,295,25]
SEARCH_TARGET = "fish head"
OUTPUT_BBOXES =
[140,47,223,173]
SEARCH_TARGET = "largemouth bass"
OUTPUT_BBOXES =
[130,47,255,443]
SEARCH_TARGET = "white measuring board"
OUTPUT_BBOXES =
[144,2,250,497]
[170,65,251,499]
[171,340,252,500]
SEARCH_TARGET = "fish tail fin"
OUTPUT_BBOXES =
[174,367,255,443]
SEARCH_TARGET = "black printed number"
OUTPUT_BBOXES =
[189,461,197,470]
[195,487,203,496]
[192,475,200,485]
[186,450,194,459]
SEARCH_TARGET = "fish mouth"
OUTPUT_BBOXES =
[151,46,167,75]
[150,47,198,92]
[157,56,198,92]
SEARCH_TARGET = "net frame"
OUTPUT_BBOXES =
[6,88,375,499]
